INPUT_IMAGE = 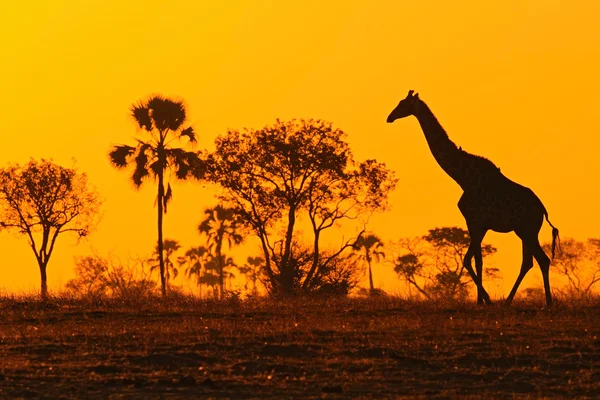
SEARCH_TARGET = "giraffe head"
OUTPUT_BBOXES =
[387,90,420,123]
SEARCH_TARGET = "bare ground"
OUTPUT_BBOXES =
[0,296,599,399]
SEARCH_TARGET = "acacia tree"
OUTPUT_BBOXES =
[352,234,385,292]
[393,238,430,299]
[542,237,600,298]
[392,228,498,300]
[198,205,245,298]
[423,227,498,300]
[0,159,101,299]
[109,95,203,297]
[208,119,396,296]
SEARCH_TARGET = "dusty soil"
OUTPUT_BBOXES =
[0,297,599,399]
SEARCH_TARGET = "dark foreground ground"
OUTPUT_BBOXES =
[0,296,599,399]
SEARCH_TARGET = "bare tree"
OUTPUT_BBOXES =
[0,159,101,299]
[66,253,155,299]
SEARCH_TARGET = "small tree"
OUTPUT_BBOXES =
[66,254,155,299]
[0,159,101,299]
[394,252,430,299]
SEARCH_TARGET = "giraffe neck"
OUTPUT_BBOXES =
[413,100,470,188]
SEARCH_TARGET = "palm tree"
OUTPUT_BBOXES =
[149,239,181,293]
[352,234,385,292]
[178,245,211,298]
[109,95,202,297]
[198,205,245,298]
[238,256,265,295]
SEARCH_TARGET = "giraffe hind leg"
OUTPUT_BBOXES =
[530,238,552,306]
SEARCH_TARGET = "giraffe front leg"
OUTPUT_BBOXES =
[462,245,492,305]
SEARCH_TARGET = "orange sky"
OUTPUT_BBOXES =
[0,1,599,296]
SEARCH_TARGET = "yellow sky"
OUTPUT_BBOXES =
[0,1,599,295]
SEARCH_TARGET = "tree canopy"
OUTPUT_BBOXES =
[0,159,102,299]
[208,118,397,295]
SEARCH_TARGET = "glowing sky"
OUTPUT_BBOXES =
[1,1,599,295]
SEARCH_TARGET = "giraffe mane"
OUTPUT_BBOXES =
[459,148,501,171]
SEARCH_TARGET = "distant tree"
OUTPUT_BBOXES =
[208,119,396,296]
[66,254,155,299]
[198,205,246,299]
[178,245,236,298]
[423,227,498,300]
[0,159,101,299]
[393,238,430,299]
[312,253,362,296]
[542,237,600,298]
[352,234,385,292]
[237,256,266,296]
[148,238,181,294]
[109,95,204,297]
[178,245,214,297]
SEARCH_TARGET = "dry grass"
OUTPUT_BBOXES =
[0,293,599,398]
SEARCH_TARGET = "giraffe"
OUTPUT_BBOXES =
[386,90,559,306]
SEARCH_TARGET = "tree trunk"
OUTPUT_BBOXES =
[368,262,375,292]
[39,263,48,300]
[279,206,297,295]
[157,174,167,297]
[217,242,224,299]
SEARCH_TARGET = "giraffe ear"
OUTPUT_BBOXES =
[414,92,419,99]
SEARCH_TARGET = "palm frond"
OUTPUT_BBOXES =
[179,126,196,143]
[148,95,186,132]
[166,149,202,180]
[130,102,152,131]
[149,159,163,177]
[131,149,150,187]
[163,183,173,213]
[108,145,136,169]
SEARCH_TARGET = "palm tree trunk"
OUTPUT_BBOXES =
[157,174,167,297]
[216,243,223,299]
[368,261,375,292]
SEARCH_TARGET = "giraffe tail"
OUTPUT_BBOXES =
[544,213,561,259]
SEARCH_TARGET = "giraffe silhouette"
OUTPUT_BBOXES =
[387,90,559,306]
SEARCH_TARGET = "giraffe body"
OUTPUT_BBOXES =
[387,90,559,306]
